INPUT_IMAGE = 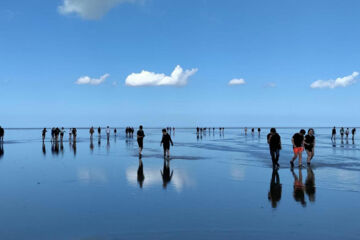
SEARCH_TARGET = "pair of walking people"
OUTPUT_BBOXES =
[267,128,315,168]
[136,126,174,158]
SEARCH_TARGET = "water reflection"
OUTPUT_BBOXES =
[291,168,306,207]
[268,168,282,208]
[90,138,94,153]
[161,159,173,189]
[0,143,4,159]
[137,156,145,188]
[42,142,46,156]
[305,167,316,202]
[51,141,60,155]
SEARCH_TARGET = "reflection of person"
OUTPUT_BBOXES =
[42,128,47,142]
[304,128,316,165]
[305,167,316,202]
[137,156,145,188]
[42,142,46,156]
[268,168,282,208]
[106,126,110,140]
[161,129,173,158]
[137,125,145,155]
[291,168,306,207]
[90,137,94,152]
[161,159,173,188]
[0,126,4,142]
[90,126,94,139]
[0,142,4,159]
[291,129,306,168]
[267,128,281,169]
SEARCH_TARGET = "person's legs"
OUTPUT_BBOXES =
[306,150,312,164]
[298,152,303,166]
[270,150,276,168]
[275,149,280,167]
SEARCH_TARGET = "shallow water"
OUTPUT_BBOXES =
[0,128,359,240]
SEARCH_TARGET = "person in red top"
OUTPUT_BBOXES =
[291,129,306,168]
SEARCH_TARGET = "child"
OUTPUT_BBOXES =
[161,129,173,158]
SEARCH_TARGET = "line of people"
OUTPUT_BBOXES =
[331,127,356,141]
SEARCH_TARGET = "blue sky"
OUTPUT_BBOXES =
[1,0,360,127]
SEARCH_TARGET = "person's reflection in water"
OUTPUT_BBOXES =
[98,135,101,148]
[161,159,173,189]
[107,137,110,153]
[90,137,94,153]
[42,142,46,156]
[0,142,4,159]
[60,141,64,155]
[291,168,306,207]
[305,167,316,202]
[268,168,282,208]
[137,156,145,188]
[52,141,59,155]
[72,141,77,156]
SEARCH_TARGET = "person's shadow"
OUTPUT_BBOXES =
[305,167,316,202]
[161,159,173,189]
[291,168,306,207]
[268,168,282,208]
[137,156,145,188]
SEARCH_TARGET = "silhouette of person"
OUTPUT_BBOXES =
[90,137,94,152]
[161,159,173,189]
[98,127,101,136]
[258,128,261,136]
[90,126,94,139]
[60,127,65,142]
[72,128,77,142]
[291,129,306,168]
[267,128,282,169]
[0,126,4,143]
[305,167,316,202]
[268,168,282,208]
[352,128,356,141]
[0,142,4,159]
[304,128,316,165]
[331,127,336,141]
[161,129,174,158]
[137,125,145,155]
[291,168,306,207]
[340,127,345,141]
[106,126,110,140]
[114,128,117,136]
[137,156,145,188]
[42,128,47,142]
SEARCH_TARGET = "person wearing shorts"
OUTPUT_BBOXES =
[304,128,315,165]
[137,125,145,155]
[291,129,306,168]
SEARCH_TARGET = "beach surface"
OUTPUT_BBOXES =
[0,128,359,240]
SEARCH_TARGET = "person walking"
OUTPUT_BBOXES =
[304,128,315,165]
[89,126,94,139]
[98,127,101,136]
[331,127,336,141]
[290,129,306,168]
[267,128,282,169]
[352,128,356,141]
[161,128,174,158]
[340,127,345,140]
[72,128,77,142]
[42,128,47,142]
[106,126,110,140]
[137,125,145,155]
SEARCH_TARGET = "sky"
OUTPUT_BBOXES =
[1,0,360,127]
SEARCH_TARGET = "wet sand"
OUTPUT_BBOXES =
[0,128,359,240]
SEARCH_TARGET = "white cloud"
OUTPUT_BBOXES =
[265,82,276,88]
[75,73,110,85]
[228,78,246,85]
[58,0,139,20]
[125,65,198,87]
[310,72,359,89]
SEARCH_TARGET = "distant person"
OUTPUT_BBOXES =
[137,155,145,188]
[69,128,72,141]
[106,126,110,140]
[291,168,306,207]
[251,128,255,135]
[0,141,4,159]
[268,168,282,208]
[0,126,4,142]
[258,128,261,136]
[304,128,315,165]
[55,127,60,142]
[331,127,336,141]
[305,166,316,202]
[161,159,173,188]
[352,128,356,141]
[60,127,65,142]
[345,128,350,140]
[51,128,55,142]
[290,129,306,168]
[244,127,248,136]
[340,127,345,140]
[89,126,94,138]
[72,128,77,142]
[267,128,282,169]
[114,128,117,136]
[42,128,47,142]
[161,128,174,158]
[98,127,101,136]
[137,125,145,155]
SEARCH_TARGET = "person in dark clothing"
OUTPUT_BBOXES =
[258,128,261,136]
[0,126,4,143]
[340,127,345,140]
[137,125,145,155]
[304,128,315,165]
[161,129,173,158]
[137,155,145,188]
[54,128,60,142]
[331,127,336,141]
[42,128,47,142]
[251,128,255,135]
[0,142,4,159]
[89,127,94,139]
[60,127,65,142]
[267,128,282,169]
[72,128,77,142]
[352,128,356,141]
[98,127,101,136]
[268,168,282,208]
[291,129,306,168]
[161,159,173,189]
[114,128,117,136]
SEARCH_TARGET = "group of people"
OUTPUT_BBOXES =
[196,127,225,135]
[244,127,261,136]
[266,128,316,169]
[331,127,356,141]
[43,127,78,142]
[125,127,135,137]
